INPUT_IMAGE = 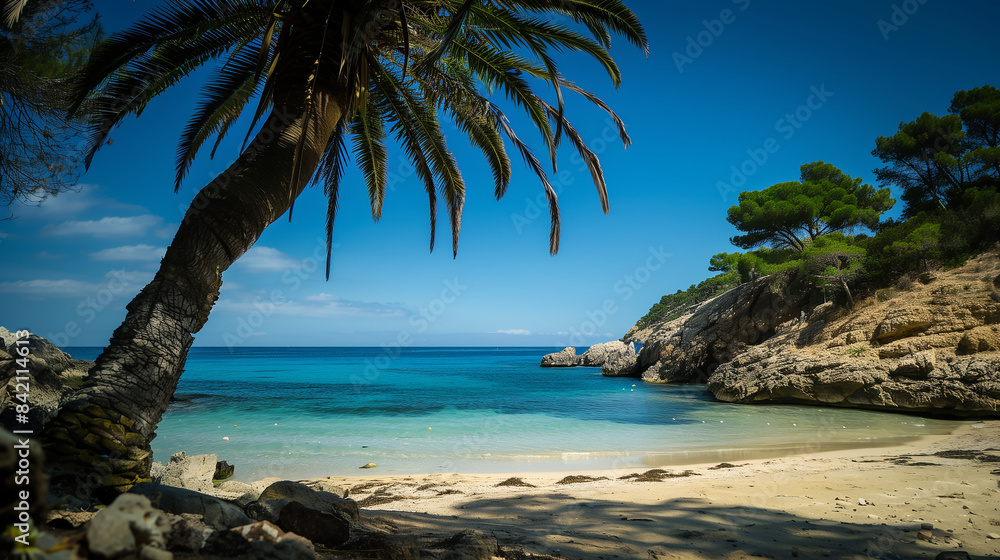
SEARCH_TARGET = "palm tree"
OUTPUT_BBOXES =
[41,0,647,498]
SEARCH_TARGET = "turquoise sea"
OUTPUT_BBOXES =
[69,347,960,482]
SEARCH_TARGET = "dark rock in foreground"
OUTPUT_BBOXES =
[277,500,351,547]
[129,482,252,530]
[247,480,357,524]
[215,459,235,480]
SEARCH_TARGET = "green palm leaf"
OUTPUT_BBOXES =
[350,96,389,221]
[175,43,262,191]
[75,0,647,258]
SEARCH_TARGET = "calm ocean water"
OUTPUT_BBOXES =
[68,347,960,482]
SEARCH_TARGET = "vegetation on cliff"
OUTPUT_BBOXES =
[632,85,1000,335]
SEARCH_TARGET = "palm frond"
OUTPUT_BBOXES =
[71,0,646,261]
[368,55,441,251]
[2,0,27,28]
[76,6,269,167]
[71,0,269,113]
[490,101,560,254]
[560,77,630,146]
[469,5,622,86]
[417,0,475,71]
[175,43,261,191]
[453,38,556,173]
[538,96,608,213]
[349,97,389,221]
[287,2,337,218]
[318,120,348,279]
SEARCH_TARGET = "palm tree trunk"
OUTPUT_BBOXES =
[42,93,343,499]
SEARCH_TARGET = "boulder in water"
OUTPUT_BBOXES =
[540,347,580,367]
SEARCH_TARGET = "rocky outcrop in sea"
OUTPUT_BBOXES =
[540,346,580,367]
[540,341,638,376]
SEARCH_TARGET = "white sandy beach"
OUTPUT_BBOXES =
[306,420,1000,559]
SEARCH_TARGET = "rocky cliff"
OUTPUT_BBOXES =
[708,251,1000,416]
[628,250,1000,417]
[631,275,812,382]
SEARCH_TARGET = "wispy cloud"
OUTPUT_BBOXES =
[0,279,97,297]
[237,246,299,273]
[23,184,147,218]
[496,329,532,335]
[216,294,408,319]
[44,215,164,238]
[0,270,151,297]
[36,251,64,260]
[303,293,337,302]
[90,244,166,261]
[155,224,178,239]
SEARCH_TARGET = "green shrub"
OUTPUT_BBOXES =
[633,273,739,329]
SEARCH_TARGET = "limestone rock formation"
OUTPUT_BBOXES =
[635,276,810,383]
[707,251,1000,416]
[540,346,580,367]
[152,451,218,493]
[601,342,638,377]
[580,341,626,366]
[542,341,640,371]
[0,332,94,430]
[87,494,172,560]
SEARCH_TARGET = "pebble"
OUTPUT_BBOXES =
[360,462,378,469]
[917,530,934,542]
[988,532,1000,539]
[921,522,934,530]
[858,498,868,506]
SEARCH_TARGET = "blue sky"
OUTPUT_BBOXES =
[2,0,998,348]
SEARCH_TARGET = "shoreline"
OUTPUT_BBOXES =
[213,418,963,483]
[301,420,1000,559]
[306,419,969,485]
